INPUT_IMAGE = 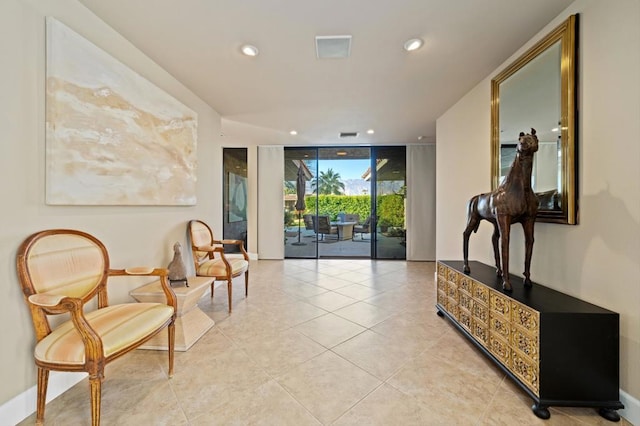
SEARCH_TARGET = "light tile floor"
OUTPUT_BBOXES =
[20,260,631,425]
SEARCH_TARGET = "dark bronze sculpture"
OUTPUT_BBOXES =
[463,129,539,291]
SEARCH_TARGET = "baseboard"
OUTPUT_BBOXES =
[620,389,640,425]
[0,371,86,426]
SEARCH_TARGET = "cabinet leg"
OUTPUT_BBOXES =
[436,309,444,317]
[597,408,621,422]
[531,403,550,419]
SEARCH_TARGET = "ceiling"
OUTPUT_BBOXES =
[77,0,573,146]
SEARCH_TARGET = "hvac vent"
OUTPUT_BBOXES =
[339,132,359,138]
[316,35,352,59]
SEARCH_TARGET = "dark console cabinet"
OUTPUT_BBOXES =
[436,260,623,420]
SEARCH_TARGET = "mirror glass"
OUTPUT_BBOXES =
[491,15,577,224]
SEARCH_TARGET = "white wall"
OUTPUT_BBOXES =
[436,0,640,420]
[0,0,223,408]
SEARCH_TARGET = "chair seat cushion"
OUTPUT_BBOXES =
[197,257,248,278]
[34,303,174,365]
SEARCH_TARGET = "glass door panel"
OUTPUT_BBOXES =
[284,148,317,258]
[316,147,371,258]
[372,146,406,259]
[223,148,248,252]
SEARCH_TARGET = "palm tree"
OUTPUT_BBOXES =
[284,180,296,195]
[311,168,345,195]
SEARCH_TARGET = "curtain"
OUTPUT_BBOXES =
[406,144,436,261]
[257,145,285,259]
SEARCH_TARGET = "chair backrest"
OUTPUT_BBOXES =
[303,214,315,230]
[316,215,332,233]
[344,214,359,223]
[16,229,109,340]
[188,220,218,269]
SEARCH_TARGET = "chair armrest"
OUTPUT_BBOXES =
[109,268,177,312]
[213,240,249,260]
[110,267,169,277]
[28,293,69,309]
[195,245,225,253]
[213,239,241,245]
[29,293,104,362]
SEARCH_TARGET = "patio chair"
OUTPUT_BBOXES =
[313,215,338,241]
[303,214,315,236]
[16,229,177,426]
[344,214,359,223]
[353,215,373,240]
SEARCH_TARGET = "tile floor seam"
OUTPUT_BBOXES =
[476,375,507,425]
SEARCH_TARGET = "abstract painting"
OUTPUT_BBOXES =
[45,17,198,205]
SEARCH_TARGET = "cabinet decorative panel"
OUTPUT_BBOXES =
[435,260,622,420]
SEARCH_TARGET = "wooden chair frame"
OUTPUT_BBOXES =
[188,220,249,313]
[16,229,177,426]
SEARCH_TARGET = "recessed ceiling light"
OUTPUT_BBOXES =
[241,44,259,56]
[336,151,347,156]
[289,130,298,135]
[367,129,375,134]
[404,38,423,52]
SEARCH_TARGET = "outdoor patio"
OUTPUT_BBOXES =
[285,226,406,258]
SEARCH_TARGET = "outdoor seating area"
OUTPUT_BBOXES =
[284,223,405,258]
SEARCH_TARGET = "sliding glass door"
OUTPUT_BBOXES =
[372,146,406,259]
[284,146,405,259]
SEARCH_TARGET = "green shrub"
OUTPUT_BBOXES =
[377,194,405,228]
[303,195,371,221]
[283,209,295,226]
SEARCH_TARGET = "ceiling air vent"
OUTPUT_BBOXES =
[316,35,352,59]
[339,132,359,138]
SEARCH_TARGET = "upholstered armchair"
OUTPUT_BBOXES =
[16,229,177,426]
[353,215,373,239]
[188,220,249,313]
[313,215,338,240]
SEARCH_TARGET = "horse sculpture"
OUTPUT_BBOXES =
[463,129,539,291]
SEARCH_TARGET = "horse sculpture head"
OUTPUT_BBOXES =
[517,128,539,157]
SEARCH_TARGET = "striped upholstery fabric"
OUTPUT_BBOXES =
[26,234,104,297]
[197,257,248,277]
[34,303,174,365]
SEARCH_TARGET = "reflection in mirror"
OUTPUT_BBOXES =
[491,15,578,224]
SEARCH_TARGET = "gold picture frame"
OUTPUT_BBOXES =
[491,15,578,224]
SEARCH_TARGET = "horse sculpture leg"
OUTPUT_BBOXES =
[522,217,535,287]
[462,220,476,274]
[496,214,512,291]
[491,223,502,277]
[462,201,481,274]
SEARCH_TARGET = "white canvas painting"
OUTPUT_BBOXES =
[46,17,198,205]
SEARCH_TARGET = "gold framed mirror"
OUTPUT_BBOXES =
[491,15,578,224]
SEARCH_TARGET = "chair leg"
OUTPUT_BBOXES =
[168,322,175,378]
[227,280,232,313]
[210,281,215,298]
[36,367,49,425]
[89,375,102,426]
[245,270,249,297]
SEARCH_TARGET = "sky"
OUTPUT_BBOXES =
[315,159,370,180]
